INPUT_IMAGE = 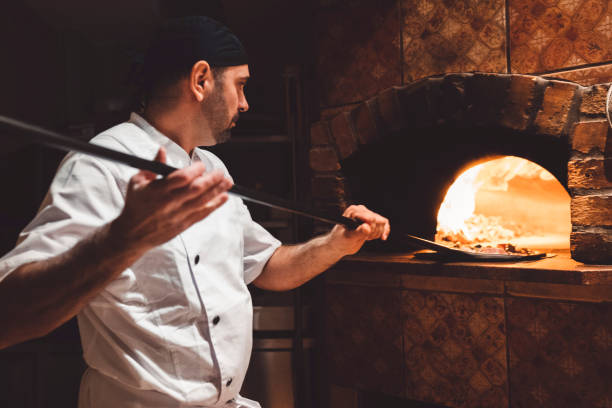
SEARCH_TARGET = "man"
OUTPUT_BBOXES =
[0,16,390,408]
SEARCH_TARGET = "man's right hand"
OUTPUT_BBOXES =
[0,147,233,348]
[110,147,233,253]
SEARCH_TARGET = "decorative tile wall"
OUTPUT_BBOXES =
[325,284,405,397]
[400,0,508,83]
[314,0,612,109]
[315,0,402,107]
[402,291,508,408]
[509,0,612,73]
[325,284,510,407]
[507,298,612,408]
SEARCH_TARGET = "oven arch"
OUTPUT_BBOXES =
[310,73,612,262]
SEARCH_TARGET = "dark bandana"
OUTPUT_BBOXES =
[143,16,248,84]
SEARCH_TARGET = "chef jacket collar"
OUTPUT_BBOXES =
[129,112,201,169]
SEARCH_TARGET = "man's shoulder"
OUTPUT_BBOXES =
[90,121,149,155]
[56,121,148,186]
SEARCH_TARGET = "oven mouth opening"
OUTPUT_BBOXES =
[435,156,571,253]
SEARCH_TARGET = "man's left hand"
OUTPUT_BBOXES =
[328,205,390,256]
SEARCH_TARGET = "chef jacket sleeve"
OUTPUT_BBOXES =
[238,202,282,285]
[0,153,125,284]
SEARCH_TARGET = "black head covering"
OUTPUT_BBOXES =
[143,16,248,87]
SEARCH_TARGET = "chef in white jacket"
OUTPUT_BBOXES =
[0,16,390,408]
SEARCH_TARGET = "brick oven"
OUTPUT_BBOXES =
[311,74,612,408]
[310,73,612,264]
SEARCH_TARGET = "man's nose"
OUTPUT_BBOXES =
[238,95,249,113]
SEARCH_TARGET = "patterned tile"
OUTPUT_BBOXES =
[545,63,612,85]
[315,0,402,107]
[400,0,508,82]
[509,0,612,73]
[402,291,508,408]
[325,285,404,397]
[507,298,612,408]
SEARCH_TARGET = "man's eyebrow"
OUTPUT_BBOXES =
[238,76,250,82]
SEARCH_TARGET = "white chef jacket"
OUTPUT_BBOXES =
[0,113,281,408]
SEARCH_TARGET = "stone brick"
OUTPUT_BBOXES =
[397,78,437,128]
[311,174,347,200]
[309,146,341,172]
[330,112,359,159]
[320,104,359,120]
[572,195,612,226]
[310,120,332,146]
[375,86,403,133]
[571,120,609,154]
[437,74,470,123]
[580,84,608,117]
[500,75,539,131]
[350,100,380,145]
[466,73,511,126]
[568,158,612,189]
[534,81,580,137]
[571,231,612,264]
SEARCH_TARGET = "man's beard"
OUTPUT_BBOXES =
[203,84,237,145]
[213,112,239,144]
[214,128,232,144]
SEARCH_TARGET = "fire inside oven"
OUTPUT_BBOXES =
[339,122,570,255]
[435,156,571,254]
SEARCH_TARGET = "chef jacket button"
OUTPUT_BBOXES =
[226,378,233,387]
[194,255,200,264]
[213,316,220,325]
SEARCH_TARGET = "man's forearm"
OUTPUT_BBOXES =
[254,205,390,292]
[0,221,147,349]
[254,232,346,291]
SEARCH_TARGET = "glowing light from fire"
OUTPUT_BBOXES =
[436,156,570,249]
[437,164,483,240]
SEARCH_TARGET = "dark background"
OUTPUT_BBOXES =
[0,1,317,407]
[0,0,315,255]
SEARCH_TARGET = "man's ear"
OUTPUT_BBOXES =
[190,60,212,102]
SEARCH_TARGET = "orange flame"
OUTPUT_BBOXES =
[436,156,570,249]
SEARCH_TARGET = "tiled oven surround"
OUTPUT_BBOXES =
[314,0,612,113]
[508,0,612,73]
[309,73,612,264]
[323,256,612,408]
[402,0,507,81]
[327,285,509,407]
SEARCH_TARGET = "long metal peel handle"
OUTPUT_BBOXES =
[0,115,362,230]
[230,184,362,230]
